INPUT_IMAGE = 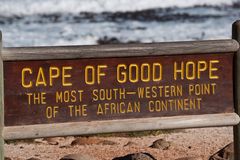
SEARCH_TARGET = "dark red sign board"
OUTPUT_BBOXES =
[4,53,234,126]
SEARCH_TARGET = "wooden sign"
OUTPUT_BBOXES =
[4,54,234,126]
[1,39,239,141]
[1,20,240,160]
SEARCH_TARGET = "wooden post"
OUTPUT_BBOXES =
[0,31,4,160]
[233,20,240,160]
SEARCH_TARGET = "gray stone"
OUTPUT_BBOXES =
[112,152,156,160]
[43,137,62,145]
[26,158,41,160]
[71,137,116,146]
[60,154,96,160]
[59,144,72,148]
[209,142,234,160]
[175,156,204,160]
[150,139,171,150]
[97,140,117,145]
[124,141,138,147]
[71,137,100,146]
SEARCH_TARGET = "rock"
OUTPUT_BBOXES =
[124,141,138,147]
[59,144,72,148]
[209,142,234,160]
[97,140,117,145]
[71,137,101,146]
[150,139,171,150]
[113,152,156,160]
[131,153,156,160]
[34,137,62,145]
[43,137,60,145]
[26,158,41,160]
[60,154,96,160]
[97,36,140,45]
[34,138,46,144]
[175,156,204,160]
[97,36,121,45]
[71,137,116,146]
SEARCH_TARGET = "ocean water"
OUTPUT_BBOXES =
[0,0,240,47]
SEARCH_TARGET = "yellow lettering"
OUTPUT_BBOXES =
[197,61,207,79]
[22,68,33,88]
[97,104,104,115]
[117,64,127,83]
[174,62,184,80]
[153,63,162,81]
[129,64,138,83]
[49,67,60,86]
[85,65,95,85]
[36,67,47,86]
[186,61,195,80]
[62,66,72,86]
[46,106,58,119]
[209,60,219,79]
[141,63,150,82]
[97,65,107,84]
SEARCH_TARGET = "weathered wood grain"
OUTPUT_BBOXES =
[3,113,240,140]
[233,20,240,160]
[2,39,239,61]
[0,31,4,160]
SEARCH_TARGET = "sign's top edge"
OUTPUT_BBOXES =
[1,39,239,61]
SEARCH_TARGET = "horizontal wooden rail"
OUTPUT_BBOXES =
[3,113,240,140]
[2,39,239,61]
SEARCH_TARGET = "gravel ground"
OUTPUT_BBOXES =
[5,127,233,160]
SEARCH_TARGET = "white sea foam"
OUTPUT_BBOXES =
[0,0,238,47]
[0,0,237,16]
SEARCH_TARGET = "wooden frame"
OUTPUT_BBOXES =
[233,20,240,160]
[3,113,239,140]
[1,21,240,159]
[0,31,4,160]
[2,39,239,61]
